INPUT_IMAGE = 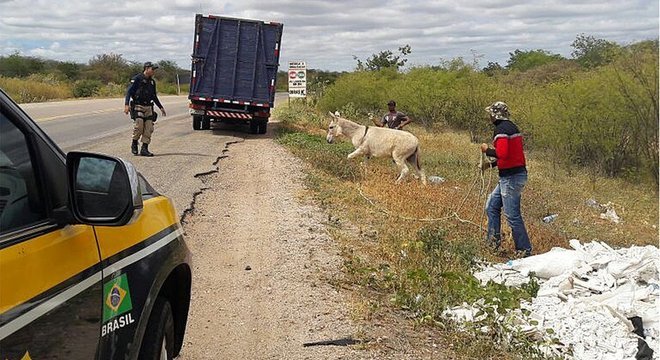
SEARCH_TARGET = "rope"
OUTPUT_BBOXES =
[355,149,495,231]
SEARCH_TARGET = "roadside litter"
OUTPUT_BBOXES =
[445,240,659,359]
[428,175,446,184]
[585,198,623,224]
[600,208,621,224]
[542,214,559,223]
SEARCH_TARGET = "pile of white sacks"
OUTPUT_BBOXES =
[444,240,659,359]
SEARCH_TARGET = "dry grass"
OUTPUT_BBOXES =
[301,120,658,257]
[275,108,658,359]
[0,76,72,103]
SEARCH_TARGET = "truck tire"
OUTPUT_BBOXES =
[258,119,268,134]
[249,120,260,134]
[192,115,202,130]
[139,297,175,360]
[201,116,211,130]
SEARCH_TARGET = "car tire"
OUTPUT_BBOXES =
[139,297,175,360]
[192,115,202,130]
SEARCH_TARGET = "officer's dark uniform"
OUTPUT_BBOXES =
[124,62,164,156]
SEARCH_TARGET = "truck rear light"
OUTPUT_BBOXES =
[254,110,270,118]
[189,103,206,110]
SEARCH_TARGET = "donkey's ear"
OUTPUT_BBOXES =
[328,111,336,118]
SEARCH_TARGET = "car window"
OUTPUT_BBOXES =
[0,113,47,233]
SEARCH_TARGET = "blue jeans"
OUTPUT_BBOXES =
[485,170,532,255]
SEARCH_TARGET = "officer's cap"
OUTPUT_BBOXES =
[143,61,159,70]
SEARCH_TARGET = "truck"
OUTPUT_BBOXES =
[188,14,284,134]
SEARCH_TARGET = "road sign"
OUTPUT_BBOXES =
[288,61,306,98]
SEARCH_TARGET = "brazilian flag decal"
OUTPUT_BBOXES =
[103,274,133,322]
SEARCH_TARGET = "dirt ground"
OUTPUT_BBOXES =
[177,125,447,359]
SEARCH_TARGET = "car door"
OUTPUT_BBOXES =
[0,102,103,359]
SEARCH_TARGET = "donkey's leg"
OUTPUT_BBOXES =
[394,156,410,184]
[347,147,367,159]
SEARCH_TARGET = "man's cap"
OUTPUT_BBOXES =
[485,101,509,119]
[143,61,159,69]
[387,100,396,106]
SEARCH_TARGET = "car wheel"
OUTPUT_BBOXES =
[139,297,174,360]
[192,115,202,130]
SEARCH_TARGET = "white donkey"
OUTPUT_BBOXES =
[326,112,427,185]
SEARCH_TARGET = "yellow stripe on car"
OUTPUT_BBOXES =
[0,196,178,316]
[94,197,179,260]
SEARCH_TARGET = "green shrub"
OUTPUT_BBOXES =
[97,82,125,97]
[315,40,658,186]
[318,68,400,116]
[72,79,102,97]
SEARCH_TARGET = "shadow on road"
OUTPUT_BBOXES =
[147,152,209,157]
[208,121,280,141]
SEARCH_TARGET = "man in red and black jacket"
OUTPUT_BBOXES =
[480,101,532,257]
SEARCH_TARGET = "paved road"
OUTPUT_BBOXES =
[22,96,191,150]
[21,93,289,218]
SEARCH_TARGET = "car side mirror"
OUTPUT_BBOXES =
[66,152,143,226]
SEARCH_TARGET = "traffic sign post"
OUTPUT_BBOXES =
[288,61,307,99]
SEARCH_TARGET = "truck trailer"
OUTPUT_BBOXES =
[188,14,283,134]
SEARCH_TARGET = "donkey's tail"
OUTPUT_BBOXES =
[406,146,422,171]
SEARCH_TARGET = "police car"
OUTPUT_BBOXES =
[0,88,192,359]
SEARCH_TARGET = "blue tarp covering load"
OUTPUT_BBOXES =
[190,15,283,105]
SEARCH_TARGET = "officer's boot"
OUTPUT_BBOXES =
[140,143,154,157]
[131,140,139,155]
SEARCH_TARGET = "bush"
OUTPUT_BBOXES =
[315,40,658,186]
[318,68,400,116]
[97,82,126,98]
[72,79,102,97]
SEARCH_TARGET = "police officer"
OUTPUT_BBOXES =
[124,61,166,156]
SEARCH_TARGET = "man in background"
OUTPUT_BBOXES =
[372,100,412,130]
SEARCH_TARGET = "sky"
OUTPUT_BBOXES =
[0,0,658,72]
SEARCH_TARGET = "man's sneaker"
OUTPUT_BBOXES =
[514,249,532,258]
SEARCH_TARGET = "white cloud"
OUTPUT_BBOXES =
[0,0,657,71]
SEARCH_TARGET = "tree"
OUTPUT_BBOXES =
[0,52,45,77]
[85,53,131,84]
[506,49,564,71]
[354,44,412,71]
[55,61,82,80]
[482,61,505,76]
[155,60,179,83]
[571,34,620,68]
